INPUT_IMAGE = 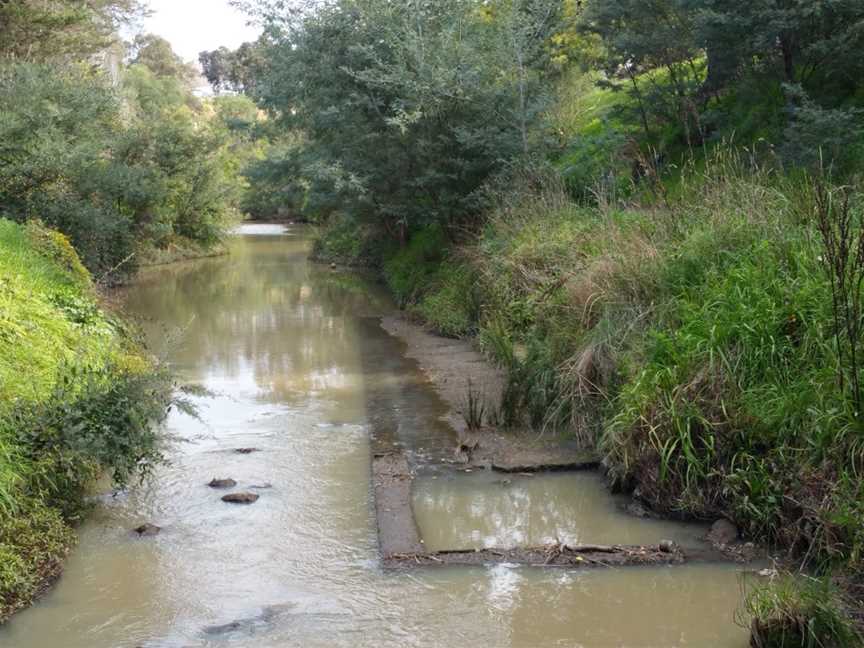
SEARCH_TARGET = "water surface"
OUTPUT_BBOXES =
[0,225,752,647]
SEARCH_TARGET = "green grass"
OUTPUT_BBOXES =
[0,219,167,621]
[744,576,863,648]
[0,220,128,408]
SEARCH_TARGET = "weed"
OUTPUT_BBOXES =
[462,380,486,432]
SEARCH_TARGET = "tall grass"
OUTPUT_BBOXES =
[743,576,863,648]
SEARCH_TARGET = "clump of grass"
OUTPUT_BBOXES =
[410,262,478,338]
[743,576,863,648]
[0,500,74,623]
[382,225,449,305]
[462,379,486,432]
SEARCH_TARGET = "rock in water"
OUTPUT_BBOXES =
[235,448,260,455]
[208,478,238,489]
[625,500,653,518]
[134,523,161,537]
[658,539,677,553]
[222,492,260,504]
[707,519,739,546]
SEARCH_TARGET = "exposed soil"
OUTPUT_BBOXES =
[374,315,740,571]
[380,316,597,471]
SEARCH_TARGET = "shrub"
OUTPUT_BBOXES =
[383,226,449,305]
[0,501,73,623]
[411,263,477,338]
[311,214,384,267]
[4,364,172,519]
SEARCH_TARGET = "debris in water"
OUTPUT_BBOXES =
[133,523,161,537]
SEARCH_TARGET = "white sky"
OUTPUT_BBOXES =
[141,0,261,64]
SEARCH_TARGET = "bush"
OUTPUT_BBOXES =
[311,214,385,267]
[410,262,478,338]
[0,61,244,277]
[5,364,171,519]
[382,226,449,305]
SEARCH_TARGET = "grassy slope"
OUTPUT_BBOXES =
[314,67,864,644]
[0,219,154,621]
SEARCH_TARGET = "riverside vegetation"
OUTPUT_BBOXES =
[4,0,864,644]
[0,0,262,621]
[211,0,864,644]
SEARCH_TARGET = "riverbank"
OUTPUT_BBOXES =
[381,316,597,471]
[0,220,170,622]
[375,312,741,571]
[318,154,864,645]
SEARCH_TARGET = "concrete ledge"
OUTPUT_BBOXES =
[383,542,686,569]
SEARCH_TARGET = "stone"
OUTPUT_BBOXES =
[208,478,237,489]
[235,448,260,455]
[133,523,161,537]
[707,519,739,546]
[659,539,677,553]
[625,500,653,518]
[222,492,260,504]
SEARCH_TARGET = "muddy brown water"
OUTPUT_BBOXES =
[0,225,753,647]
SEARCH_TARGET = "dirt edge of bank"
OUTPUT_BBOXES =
[379,316,598,471]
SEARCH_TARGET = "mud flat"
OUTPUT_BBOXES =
[380,316,597,471]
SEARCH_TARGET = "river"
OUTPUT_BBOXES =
[0,225,752,647]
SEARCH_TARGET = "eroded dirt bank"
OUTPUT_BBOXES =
[380,316,597,471]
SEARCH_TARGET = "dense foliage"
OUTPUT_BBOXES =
[222,0,564,232]
[0,4,249,277]
[0,220,171,621]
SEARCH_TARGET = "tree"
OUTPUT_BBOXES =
[129,34,200,88]
[0,0,145,61]
[581,0,703,145]
[235,0,563,236]
[692,0,864,93]
[199,41,264,94]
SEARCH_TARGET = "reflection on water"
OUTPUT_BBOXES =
[413,471,711,552]
[0,226,750,648]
